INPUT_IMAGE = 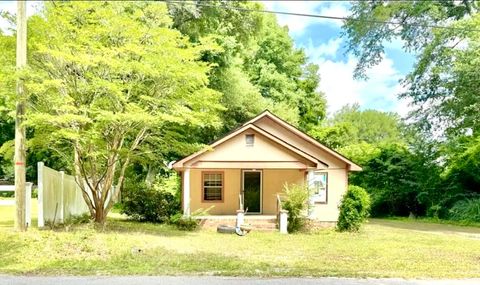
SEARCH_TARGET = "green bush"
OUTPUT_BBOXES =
[121,181,180,223]
[449,198,480,223]
[282,183,310,233]
[170,213,199,231]
[337,185,371,232]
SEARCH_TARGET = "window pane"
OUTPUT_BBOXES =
[313,172,327,203]
[204,187,222,200]
[203,173,223,201]
[246,134,254,146]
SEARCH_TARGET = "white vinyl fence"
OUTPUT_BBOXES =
[0,183,33,227]
[37,162,90,227]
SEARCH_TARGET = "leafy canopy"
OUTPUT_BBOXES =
[6,1,223,223]
[169,1,326,132]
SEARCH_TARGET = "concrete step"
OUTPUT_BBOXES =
[198,216,278,231]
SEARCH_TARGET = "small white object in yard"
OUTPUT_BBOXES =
[131,247,143,254]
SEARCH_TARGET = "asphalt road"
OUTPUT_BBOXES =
[1,276,480,285]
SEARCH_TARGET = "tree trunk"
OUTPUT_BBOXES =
[14,1,27,232]
[94,203,105,224]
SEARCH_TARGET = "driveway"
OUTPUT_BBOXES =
[1,276,480,285]
[369,219,480,240]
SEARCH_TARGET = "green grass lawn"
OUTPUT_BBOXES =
[1,199,480,278]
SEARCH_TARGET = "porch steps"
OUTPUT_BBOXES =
[196,215,278,231]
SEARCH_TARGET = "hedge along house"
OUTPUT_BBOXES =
[172,111,362,228]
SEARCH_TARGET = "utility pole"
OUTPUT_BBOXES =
[14,0,27,231]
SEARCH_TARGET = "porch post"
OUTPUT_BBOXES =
[279,210,288,234]
[307,169,315,217]
[236,209,245,227]
[183,168,191,216]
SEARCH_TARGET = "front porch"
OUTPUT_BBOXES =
[195,214,278,230]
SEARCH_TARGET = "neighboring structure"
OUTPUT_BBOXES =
[172,111,361,225]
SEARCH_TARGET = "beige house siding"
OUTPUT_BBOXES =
[253,117,348,169]
[310,168,348,221]
[190,168,240,215]
[262,169,305,214]
[189,168,307,216]
[173,111,361,222]
[187,168,346,220]
[185,129,314,168]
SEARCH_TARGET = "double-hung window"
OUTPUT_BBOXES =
[203,172,223,201]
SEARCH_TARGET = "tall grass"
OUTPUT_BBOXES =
[449,198,480,223]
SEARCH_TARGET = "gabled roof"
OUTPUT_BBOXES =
[249,110,362,171]
[172,110,362,171]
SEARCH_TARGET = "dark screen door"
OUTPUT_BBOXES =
[243,171,261,213]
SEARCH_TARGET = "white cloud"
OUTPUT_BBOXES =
[261,1,349,36]
[304,40,411,117]
[303,37,343,60]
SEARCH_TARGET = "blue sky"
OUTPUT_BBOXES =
[262,1,416,116]
[1,1,416,116]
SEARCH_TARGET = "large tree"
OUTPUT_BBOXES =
[343,0,480,216]
[343,0,479,135]
[169,1,326,132]
[2,2,223,224]
[309,104,403,155]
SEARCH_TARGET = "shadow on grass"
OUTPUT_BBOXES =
[103,217,189,237]
[23,244,272,276]
[0,234,28,270]
[0,219,13,229]
[0,205,14,229]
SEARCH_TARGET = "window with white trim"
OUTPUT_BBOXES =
[203,172,223,201]
[312,172,327,203]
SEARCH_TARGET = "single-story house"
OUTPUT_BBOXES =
[172,110,361,225]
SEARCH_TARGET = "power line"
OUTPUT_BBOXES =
[163,0,480,33]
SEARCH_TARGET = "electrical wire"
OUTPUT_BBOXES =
[163,0,480,33]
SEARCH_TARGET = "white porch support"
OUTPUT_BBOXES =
[307,169,316,217]
[183,168,191,216]
[279,210,288,234]
[236,209,245,228]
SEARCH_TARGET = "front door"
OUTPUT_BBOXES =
[242,170,262,214]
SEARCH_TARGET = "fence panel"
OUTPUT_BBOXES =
[63,174,89,220]
[0,183,32,227]
[37,162,90,227]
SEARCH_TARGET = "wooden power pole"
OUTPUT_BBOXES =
[14,0,27,231]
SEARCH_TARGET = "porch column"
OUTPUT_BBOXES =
[183,168,191,216]
[236,209,245,227]
[279,209,288,234]
[307,169,315,188]
[306,169,315,218]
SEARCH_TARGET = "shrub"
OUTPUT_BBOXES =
[121,181,180,223]
[449,198,480,223]
[282,183,310,233]
[337,185,371,232]
[170,213,199,231]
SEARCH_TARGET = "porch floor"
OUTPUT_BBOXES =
[195,215,277,230]
[194,215,276,220]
